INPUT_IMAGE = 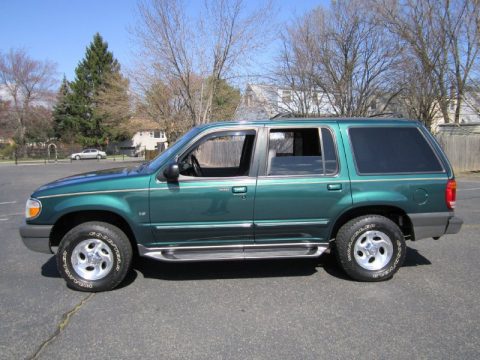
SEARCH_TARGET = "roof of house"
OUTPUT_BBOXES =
[128,116,162,132]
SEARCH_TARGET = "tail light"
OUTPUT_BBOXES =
[445,179,457,210]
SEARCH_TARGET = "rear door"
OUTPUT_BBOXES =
[253,122,352,244]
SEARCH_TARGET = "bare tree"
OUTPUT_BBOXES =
[445,0,480,123]
[0,49,57,146]
[374,0,480,125]
[133,0,272,127]
[96,71,132,139]
[277,0,401,117]
[135,77,193,142]
[275,20,328,117]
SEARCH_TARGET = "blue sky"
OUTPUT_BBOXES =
[0,0,325,85]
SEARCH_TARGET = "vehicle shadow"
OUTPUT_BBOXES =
[133,256,320,281]
[41,255,138,290]
[41,246,431,285]
[402,246,432,267]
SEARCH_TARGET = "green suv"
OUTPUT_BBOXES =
[20,118,463,291]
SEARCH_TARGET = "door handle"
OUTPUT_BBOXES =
[327,183,342,191]
[232,186,247,194]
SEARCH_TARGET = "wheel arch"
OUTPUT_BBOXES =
[329,205,413,241]
[50,210,138,256]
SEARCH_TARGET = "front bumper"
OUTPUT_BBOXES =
[19,224,53,254]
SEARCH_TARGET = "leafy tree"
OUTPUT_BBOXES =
[210,79,241,121]
[58,33,129,146]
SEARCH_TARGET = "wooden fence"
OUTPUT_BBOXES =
[436,134,480,172]
[196,138,294,167]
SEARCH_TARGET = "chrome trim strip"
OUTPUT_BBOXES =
[350,177,447,183]
[139,242,326,252]
[255,219,329,227]
[36,188,149,199]
[155,222,253,230]
[151,182,256,191]
[256,179,349,186]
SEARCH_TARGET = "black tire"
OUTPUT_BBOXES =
[57,221,133,292]
[334,215,406,282]
[96,154,101,160]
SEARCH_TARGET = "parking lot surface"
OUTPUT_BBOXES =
[1,161,479,359]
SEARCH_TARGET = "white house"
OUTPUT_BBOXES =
[233,84,338,120]
[131,129,167,151]
[111,117,168,155]
[433,92,480,133]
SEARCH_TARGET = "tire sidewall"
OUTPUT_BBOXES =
[341,217,406,281]
[58,223,128,291]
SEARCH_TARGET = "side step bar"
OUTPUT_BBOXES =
[138,243,329,262]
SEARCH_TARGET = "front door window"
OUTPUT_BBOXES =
[179,130,256,178]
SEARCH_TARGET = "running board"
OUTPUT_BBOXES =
[138,243,328,262]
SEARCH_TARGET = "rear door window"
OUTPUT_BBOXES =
[349,127,444,174]
[266,127,338,176]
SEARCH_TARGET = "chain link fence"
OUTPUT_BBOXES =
[0,142,147,164]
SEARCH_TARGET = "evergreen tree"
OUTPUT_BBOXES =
[66,33,126,146]
[53,75,76,142]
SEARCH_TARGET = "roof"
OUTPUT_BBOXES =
[128,116,162,132]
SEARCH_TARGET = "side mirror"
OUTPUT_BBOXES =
[163,162,179,181]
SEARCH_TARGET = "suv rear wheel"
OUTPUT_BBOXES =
[334,215,406,281]
[57,221,132,292]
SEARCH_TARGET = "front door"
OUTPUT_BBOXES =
[253,123,352,244]
[148,128,259,247]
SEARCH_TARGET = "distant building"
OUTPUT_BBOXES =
[233,84,389,120]
[234,84,336,120]
[108,117,168,155]
[131,129,167,151]
[433,92,480,133]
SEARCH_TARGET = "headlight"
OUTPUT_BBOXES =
[25,198,42,220]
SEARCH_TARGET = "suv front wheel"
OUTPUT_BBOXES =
[57,221,132,292]
[334,215,406,281]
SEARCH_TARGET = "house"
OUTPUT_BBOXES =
[433,92,480,133]
[131,129,168,151]
[234,84,381,120]
[234,84,336,120]
[0,128,14,145]
[108,117,168,155]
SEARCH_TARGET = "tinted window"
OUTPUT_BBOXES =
[267,127,338,176]
[349,127,443,174]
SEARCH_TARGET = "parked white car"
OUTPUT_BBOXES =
[70,149,107,160]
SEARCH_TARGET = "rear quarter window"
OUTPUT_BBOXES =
[349,127,444,174]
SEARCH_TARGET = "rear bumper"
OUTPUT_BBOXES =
[408,212,463,240]
[445,216,463,235]
[19,224,53,254]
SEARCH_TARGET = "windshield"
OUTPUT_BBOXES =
[147,127,202,172]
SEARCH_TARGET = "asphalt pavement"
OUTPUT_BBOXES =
[0,161,479,359]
